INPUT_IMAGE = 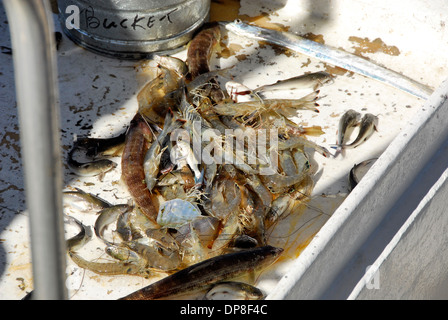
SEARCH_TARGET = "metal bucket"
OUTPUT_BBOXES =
[58,0,210,59]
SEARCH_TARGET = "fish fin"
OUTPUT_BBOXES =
[98,172,105,182]
[231,269,257,285]
[249,271,256,284]
[240,270,257,285]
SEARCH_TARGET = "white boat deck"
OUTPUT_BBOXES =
[1,0,447,299]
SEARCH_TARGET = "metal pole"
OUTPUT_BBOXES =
[3,0,67,299]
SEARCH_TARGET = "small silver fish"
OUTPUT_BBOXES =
[333,109,362,153]
[63,188,111,213]
[75,131,126,158]
[143,110,177,192]
[67,155,117,179]
[349,158,378,191]
[225,80,263,103]
[222,20,433,100]
[343,113,378,149]
[254,71,333,95]
[64,215,93,252]
[115,209,133,241]
[94,204,133,244]
[67,144,117,181]
[204,281,265,300]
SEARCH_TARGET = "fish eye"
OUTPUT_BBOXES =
[234,19,242,24]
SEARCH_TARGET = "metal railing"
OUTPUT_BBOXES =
[3,0,67,299]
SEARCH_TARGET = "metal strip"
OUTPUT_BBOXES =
[3,0,67,300]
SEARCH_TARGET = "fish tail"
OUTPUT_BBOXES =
[329,144,345,158]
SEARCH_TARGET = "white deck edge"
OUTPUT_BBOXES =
[348,160,448,299]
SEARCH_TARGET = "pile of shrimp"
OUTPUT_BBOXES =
[64,23,333,279]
